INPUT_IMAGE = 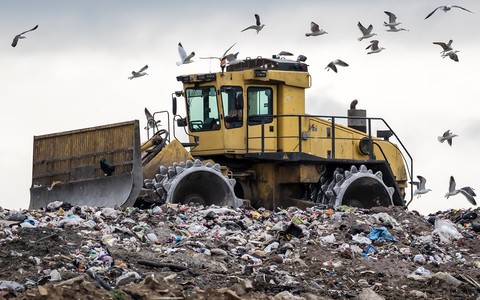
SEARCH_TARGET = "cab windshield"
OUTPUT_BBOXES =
[186,86,220,132]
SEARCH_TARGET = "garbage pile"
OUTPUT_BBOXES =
[1,202,480,299]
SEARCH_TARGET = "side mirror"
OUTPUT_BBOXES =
[172,97,177,115]
[235,92,244,109]
[176,117,187,127]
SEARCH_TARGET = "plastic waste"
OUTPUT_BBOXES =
[432,219,462,244]
[366,227,397,242]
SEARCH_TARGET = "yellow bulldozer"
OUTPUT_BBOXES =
[30,55,412,210]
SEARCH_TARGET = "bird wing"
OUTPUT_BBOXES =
[425,6,442,19]
[11,35,20,47]
[449,52,459,62]
[384,11,396,23]
[366,40,379,50]
[241,25,256,32]
[19,25,39,35]
[200,56,221,60]
[254,14,261,26]
[367,24,373,33]
[357,22,369,35]
[461,186,476,197]
[335,59,349,67]
[145,107,154,120]
[443,129,451,137]
[278,51,294,56]
[178,43,187,60]
[139,65,148,73]
[460,189,477,205]
[449,176,456,193]
[433,42,448,50]
[311,22,320,32]
[185,52,195,61]
[221,42,237,58]
[417,176,427,189]
[326,62,337,73]
[452,5,474,14]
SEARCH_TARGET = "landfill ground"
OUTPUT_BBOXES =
[1,203,480,300]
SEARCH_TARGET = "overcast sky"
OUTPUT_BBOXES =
[2,0,479,214]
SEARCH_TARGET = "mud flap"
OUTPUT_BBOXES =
[29,120,143,209]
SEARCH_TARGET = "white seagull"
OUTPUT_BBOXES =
[176,43,195,66]
[425,5,474,19]
[445,176,477,206]
[241,14,265,34]
[442,50,459,62]
[200,42,237,61]
[366,40,385,54]
[438,129,458,146]
[357,22,376,41]
[413,176,432,198]
[306,22,327,37]
[325,59,349,73]
[384,11,401,27]
[222,52,243,66]
[11,25,38,47]
[433,40,454,54]
[128,65,148,80]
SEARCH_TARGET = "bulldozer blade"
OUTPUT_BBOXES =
[29,120,142,209]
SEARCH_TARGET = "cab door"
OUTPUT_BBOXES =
[246,86,277,153]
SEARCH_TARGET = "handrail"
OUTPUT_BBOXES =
[246,113,414,204]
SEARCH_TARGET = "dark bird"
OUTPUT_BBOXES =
[438,129,458,146]
[11,25,38,47]
[144,108,156,131]
[433,40,454,54]
[241,14,265,34]
[325,59,349,73]
[425,5,474,19]
[442,50,459,62]
[100,158,115,176]
[128,65,148,80]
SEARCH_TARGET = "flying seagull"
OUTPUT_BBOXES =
[222,52,243,67]
[357,22,376,41]
[241,14,265,34]
[366,40,385,54]
[277,51,294,57]
[325,59,349,73]
[425,5,474,19]
[176,42,195,66]
[144,108,157,131]
[433,40,454,54]
[384,14,409,33]
[438,129,458,146]
[11,25,38,47]
[413,176,432,198]
[442,50,459,62]
[128,65,148,80]
[306,22,327,37]
[445,176,477,206]
[200,42,237,61]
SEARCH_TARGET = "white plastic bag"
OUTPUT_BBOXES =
[432,219,462,244]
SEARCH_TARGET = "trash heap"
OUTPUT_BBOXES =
[1,202,480,299]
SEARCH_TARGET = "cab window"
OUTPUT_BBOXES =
[186,86,220,132]
[221,86,243,129]
[247,87,273,125]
